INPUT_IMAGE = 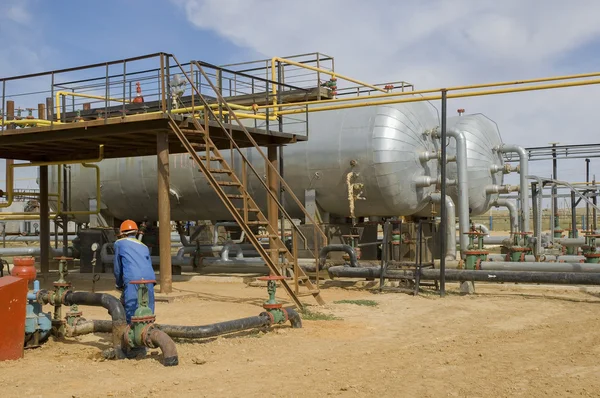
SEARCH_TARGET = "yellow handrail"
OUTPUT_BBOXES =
[0,146,104,219]
[274,77,600,115]
[55,91,130,121]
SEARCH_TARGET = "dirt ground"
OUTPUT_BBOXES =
[2,274,600,398]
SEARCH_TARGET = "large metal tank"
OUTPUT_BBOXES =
[50,101,440,222]
[446,114,504,216]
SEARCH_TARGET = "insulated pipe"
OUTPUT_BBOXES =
[491,198,518,235]
[556,238,585,247]
[428,193,457,260]
[446,129,470,256]
[0,235,76,242]
[220,242,245,261]
[67,319,112,336]
[498,145,530,233]
[487,254,586,263]
[199,257,265,266]
[327,265,600,285]
[319,244,358,268]
[478,261,600,272]
[0,246,72,257]
[61,291,127,357]
[485,185,519,194]
[147,328,179,366]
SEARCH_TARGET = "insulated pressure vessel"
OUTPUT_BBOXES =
[50,101,441,222]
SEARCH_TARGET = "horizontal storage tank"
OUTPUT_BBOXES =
[446,114,504,216]
[50,101,441,222]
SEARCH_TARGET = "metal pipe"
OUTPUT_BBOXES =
[497,144,530,233]
[147,328,179,367]
[487,254,586,262]
[490,198,518,235]
[319,244,358,268]
[443,128,469,257]
[39,165,50,278]
[327,265,600,285]
[0,246,72,257]
[428,192,457,260]
[556,237,585,247]
[61,291,127,358]
[458,223,490,235]
[220,242,245,261]
[480,260,598,272]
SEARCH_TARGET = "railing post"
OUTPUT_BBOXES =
[160,54,166,112]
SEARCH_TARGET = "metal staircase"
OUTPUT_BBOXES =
[167,57,327,308]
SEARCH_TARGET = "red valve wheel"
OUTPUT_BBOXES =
[130,279,157,285]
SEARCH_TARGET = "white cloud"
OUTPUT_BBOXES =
[5,4,31,24]
[173,0,600,183]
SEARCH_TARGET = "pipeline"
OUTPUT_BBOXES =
[0,246,73,257]
[0,235,77,242]
[429,193,457,260]
[157,308,301,338]
[490,198,518,235]
[478,261,600,273]
[498,144,530,234]
[100,243,188,267]
[487,254,585,263]
[319,244,358,268]
[146,328,179,367]
[457,223,490,235]
[61,291,127,357]
[447,129,470,257]
[326,265,600,285]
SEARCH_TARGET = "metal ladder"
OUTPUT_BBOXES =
[166,57,327,308]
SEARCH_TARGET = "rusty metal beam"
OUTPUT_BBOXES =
[157,130,172,294]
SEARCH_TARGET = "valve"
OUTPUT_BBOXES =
[74,109,84,122]
[125,279,157,349]
[384,84,394,92]
[582,234,600,263]
[50,256,73,337]
[25,108,35,120]
[132,82,145,103]
[257,275,289,325]
[463,228,488,269]
[65,304,83,327]
[504,232,532,262]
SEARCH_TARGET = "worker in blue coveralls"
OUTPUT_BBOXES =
[113,219,156,325]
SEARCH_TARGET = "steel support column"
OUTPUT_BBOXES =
[267,146,279,266]
[157,130,172,293]
[439,89,447,297]
[39,165,50,278]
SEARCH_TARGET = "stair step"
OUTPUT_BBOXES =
[191,143,211,150]
[226,194,245,199]
[192,156,222,161]
[181,128,205,134]
[247,221,269,225]
[255,234,278,239]
[208,168,233,174]
[264,248,288,253]
[236,208,260,212]
[216,181,240,186]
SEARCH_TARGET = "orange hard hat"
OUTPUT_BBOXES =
[120,220,138,233]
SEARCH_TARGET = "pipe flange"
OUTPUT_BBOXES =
[141,324,157,348]
[262,311,275,325]
[584,253,600,258]
[60,289,72,304]
[131,315,157,324]
[124,325,133,349]
[464,250,490,256]
[282,308,289,324]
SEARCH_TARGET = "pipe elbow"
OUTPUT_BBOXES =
[147,328,179,367]
[284,308,302,329]
[415,176,435,188]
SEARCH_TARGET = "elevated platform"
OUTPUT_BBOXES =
[0,113,303,162]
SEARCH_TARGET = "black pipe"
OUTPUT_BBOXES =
[62,291,127,357]
[319,244,358,269]
[284,308,302,328]
[157,314,272,339]
[147,328,179,367]
[327,265,600,286]
[67,319,113,336]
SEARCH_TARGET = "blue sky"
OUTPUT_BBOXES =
[2,0,600,205]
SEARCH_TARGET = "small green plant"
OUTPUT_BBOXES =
[300,307,341,321]
[333,299,378,307]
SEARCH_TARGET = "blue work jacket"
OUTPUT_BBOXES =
[113,237,156,288]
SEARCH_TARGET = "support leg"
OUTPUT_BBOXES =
[157,131,172,294]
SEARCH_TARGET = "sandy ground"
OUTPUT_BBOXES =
[2,274,600,398]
